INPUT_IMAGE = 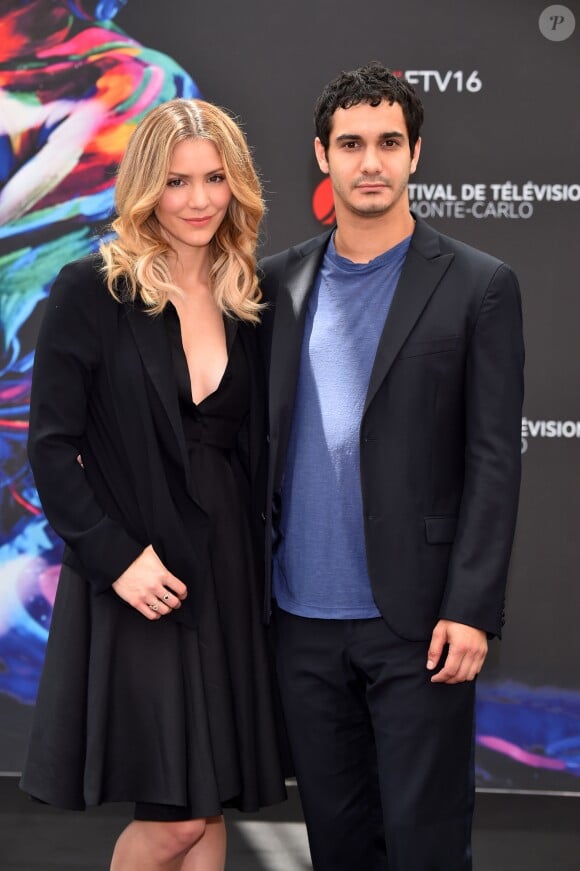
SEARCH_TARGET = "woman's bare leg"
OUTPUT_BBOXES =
[181,816,226,870]
[110,818,208,870]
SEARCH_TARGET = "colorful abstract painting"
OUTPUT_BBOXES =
[0,0,200,705]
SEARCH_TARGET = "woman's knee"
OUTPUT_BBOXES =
[150,818,208,861]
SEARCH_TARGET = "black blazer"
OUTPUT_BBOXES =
[259,217,524,640]
[28,255,267,628]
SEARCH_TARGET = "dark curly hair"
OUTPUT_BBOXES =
[314,61,424,155]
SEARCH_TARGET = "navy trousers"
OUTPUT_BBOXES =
[273,608,475,871]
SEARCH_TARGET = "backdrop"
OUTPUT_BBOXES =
[0,0,578,793]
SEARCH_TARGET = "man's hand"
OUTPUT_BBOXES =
[427,619,488,684]
[112,545,188,621]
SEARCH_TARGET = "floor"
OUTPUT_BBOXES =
[1,776,579,870]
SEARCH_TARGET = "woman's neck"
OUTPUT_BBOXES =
[168,248,211,297]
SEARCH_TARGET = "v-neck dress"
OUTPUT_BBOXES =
[138,305,288,817]
[21,304,287,820]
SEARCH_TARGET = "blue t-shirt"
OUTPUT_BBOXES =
[273,232,411,618]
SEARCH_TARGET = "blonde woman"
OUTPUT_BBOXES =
[21,100,287,870]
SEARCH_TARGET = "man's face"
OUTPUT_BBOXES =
[314,100,420,221]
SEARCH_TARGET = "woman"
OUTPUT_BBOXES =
[21,99,287,870]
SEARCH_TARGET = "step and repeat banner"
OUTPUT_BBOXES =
[0,1,578,792]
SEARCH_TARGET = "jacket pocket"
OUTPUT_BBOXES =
[398,336,463,359]
[424,515,458,543]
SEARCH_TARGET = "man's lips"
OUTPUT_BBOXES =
[355,183,388,191]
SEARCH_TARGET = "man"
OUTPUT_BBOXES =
[259,62,524,871]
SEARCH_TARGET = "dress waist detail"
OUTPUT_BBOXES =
[182,416,238,450]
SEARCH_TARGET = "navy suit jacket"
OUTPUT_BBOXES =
[259,217,524,640]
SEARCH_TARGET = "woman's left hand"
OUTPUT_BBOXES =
[112,545,188,620]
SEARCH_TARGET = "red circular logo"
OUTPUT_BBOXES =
[312,178,335,225]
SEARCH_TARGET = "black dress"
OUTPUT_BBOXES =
[21,307,287,818]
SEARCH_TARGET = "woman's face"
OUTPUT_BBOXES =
[154,138,232,259]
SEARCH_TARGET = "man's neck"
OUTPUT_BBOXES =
[333,209,415,264]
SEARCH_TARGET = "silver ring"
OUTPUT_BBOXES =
[162,593,170,602]
[149,602,159,612]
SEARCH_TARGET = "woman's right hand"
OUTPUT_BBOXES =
[112,545,188,620]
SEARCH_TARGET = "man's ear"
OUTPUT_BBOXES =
[410,136,421,174]
[314,137,330,174]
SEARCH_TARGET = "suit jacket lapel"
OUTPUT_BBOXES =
[269,232,330,489]
[364,218,454,414]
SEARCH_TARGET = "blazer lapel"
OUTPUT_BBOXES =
[236,321,263,486]
[269,232,330,488]
[364,219,454,414]
[125,303,191,479]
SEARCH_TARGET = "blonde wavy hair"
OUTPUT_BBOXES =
[100,99,265,322]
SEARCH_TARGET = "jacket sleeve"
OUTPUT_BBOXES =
[28,260,145,592]
[439,263,525,636]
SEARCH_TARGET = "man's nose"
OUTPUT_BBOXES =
[360,147,382,173]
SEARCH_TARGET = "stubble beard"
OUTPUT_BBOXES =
[348,200,393,218]
[344,177,410,219]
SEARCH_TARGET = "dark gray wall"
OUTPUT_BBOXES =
[1,0,579,791]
